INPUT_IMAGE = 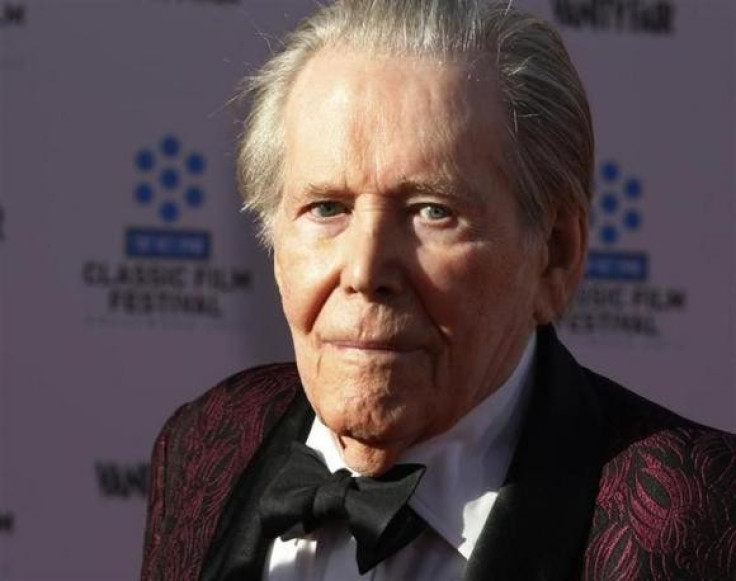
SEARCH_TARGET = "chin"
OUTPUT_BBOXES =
[340,444,404,477]
[316,399,428,475]
[316,391,412,440]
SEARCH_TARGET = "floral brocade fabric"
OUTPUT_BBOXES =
[582,418,736,580]
[141,364,302,581]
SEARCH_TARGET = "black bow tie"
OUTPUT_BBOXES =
[258,442,427,573]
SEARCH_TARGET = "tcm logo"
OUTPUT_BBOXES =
[96,462,149,499]
[0,512,14,533]
[586,161,648,282]
[0,3,25,26]
[553,0,674,34]
[127,135,210,261]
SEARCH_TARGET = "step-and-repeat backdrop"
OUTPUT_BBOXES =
[0,1,733,578]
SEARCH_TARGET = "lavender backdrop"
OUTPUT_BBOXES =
[0,0,733,578]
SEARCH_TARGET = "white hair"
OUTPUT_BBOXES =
[237,0,594,243]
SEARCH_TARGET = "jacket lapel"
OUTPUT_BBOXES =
[465,326,605,581]
[199,390,314,581]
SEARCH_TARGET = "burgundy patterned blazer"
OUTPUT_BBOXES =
[141,326,736,580]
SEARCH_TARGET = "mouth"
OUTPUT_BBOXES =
[325,339,416,353]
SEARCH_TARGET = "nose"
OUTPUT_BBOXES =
[340,209,404,298]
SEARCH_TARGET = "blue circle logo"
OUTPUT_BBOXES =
[594,161,643,246]
[133,135,206,224]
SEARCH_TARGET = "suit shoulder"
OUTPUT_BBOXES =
[198,361,300,405]
[582,365,736,475]
[577,370,736,578]
[582,369,736,579]
[157,362,301,453]
[143,363,302,580]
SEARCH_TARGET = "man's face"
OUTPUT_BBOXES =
[272,50,552,474]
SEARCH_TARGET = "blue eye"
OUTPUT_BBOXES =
[310,201,346,218]
[418,203,452,221]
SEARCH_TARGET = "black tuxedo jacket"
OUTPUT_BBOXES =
[141,326,736,580]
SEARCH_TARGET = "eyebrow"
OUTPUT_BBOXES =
[302,172,483,203]
[396,176,477,201]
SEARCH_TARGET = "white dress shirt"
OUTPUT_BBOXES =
[265,334,536,580]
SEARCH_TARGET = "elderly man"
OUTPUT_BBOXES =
[141,1,736,579]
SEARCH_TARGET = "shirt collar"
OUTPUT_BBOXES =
[306,332,537,559]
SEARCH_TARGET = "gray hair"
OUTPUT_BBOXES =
[237,0,594,243]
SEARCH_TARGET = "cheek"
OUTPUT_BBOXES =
[416,245,507,317]
[415,244,539,342]
[274,242,338,334]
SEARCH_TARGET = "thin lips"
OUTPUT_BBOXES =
[326,338,416,352]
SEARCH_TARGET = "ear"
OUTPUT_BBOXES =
[533,206,588,324]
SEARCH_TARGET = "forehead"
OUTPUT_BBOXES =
[282,49,509,194]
